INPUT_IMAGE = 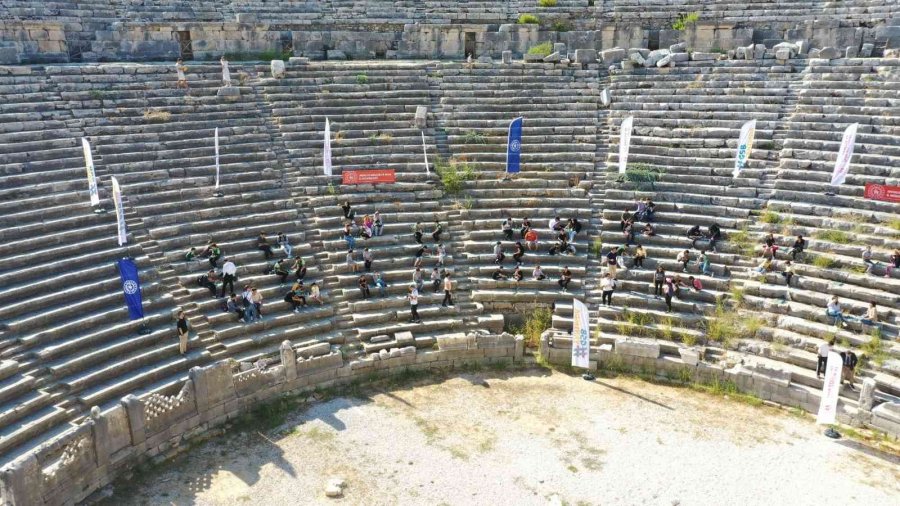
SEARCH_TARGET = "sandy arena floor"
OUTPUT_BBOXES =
[107,370,900,506]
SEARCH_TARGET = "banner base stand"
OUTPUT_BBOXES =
[582,373,595,381]
[137,323,152,335]
[823,192,836,197]
[93,207,107,214]
[824,427,841,439]
[213,191,224,198]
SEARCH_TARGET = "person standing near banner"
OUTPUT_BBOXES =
[176,311,189,355]
[816,339,834,379]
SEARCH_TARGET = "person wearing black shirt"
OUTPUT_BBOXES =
[176,311,189,354]
[257,233,274,260]
[790,235,805,260]
[341,201,354,220]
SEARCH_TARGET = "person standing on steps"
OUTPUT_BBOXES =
[600,272,615,306]
[606,247,619,279]
[343,223,356,250]
[347,249,357,273]
[414,243,428,268]
[408,285,421,323]
[175,58,189,90]
[436,243,447,267]
[413,266,424,292]
[663,278,674,313]
[220,258,237,297]
[413,222,423,244]
[431,220,444,242]
[220,56,231,87]
[816,339,833,379]
[442,273,454,307]
[494,241,506,264]
[654,265,666,298]
[277,231,293,258]
[176,311,189,355]
[374,211,384,237]
[431,266,441,293]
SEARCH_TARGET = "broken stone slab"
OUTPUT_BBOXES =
[671,52,689,63]
[620,59,634,70]
[845,46,859,58]
[627,48,650,58]
[775,48,791,61]
[656,54,673,67]
[271,59,285,78]
[414,106,427,129]
[502,50,512,64]
[600,88,611,107]
[644,48,670,67]
[860,43,874,57]
[614,337,660,359]
[288,56,309,65]
[395,331,415,346]
[574,48,597,64]
[773,42,798,58]
[600,47,626,65]
[370,335,391,344]
[859,378,876,411]
[524,53,544,63]
[553,43,566,55]
[327,49,347,60]
[818,46,839,59]
[216,86,240,101]
[628,52,645,66]
[543,51,561,63]
[753,44,767,59]
[669,42,687,53]
[690,52,718,61]
[679,348,700,366]
[808,48,821,58]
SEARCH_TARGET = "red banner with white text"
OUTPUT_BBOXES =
[342,169,396,185]
[864,183,900,203]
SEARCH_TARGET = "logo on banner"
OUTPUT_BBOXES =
[510,139,521,153]
[864,183,900,203]
[123,280,138,294]
[342,169,396,185]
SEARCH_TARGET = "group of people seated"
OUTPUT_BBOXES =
[491,215,581,290]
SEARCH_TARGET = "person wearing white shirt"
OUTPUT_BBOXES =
[407,286,421,323]
[441,274,453,307]
[816,338,834,379]
[532,265,545,280]
[221,259,237,297]
[600,273,616,306]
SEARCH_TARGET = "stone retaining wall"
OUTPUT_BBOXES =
[0,332,524,506]
[539,332,900,439]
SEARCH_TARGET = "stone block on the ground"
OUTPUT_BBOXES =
[271,59,285,78]
[600,48,625,65]
[575,49,597,64]
[543,52,561,63]
[818,47,839,59]
[614,337,660,359]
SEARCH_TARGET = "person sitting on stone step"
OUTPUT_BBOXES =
[431,220,444,242]
[413,222,423,244]
[374,211,384,237]
[620,209,633,231]
[285,287,306,312]
[764,232,776,249]
[492,266,508,280]
[641,222,655,237]
[688,276,703,291]
[862,245,875,275]
[197,269,218,297]
[431,266,441,293]
[886,249,900,278]
[185,247,197,262]
[494,241,506,264]
[558,266,572,291]
[789,235,805,260]
[501,217,514,241]
[310,282,324,304]
[341,201,355,220]
[753,257,772,275]
[676,249,691,272]
[226,293,245,322]
[257,233,274,260]
[634,245,646,269]
[826,296,849,328]
[343,223,356,250]
[205,242,223,268]
[363,247,374,272]
[525,228,538,251]
[520,217,532,238]
[622,220,635,246]
[569,218,583,243]
[687,225,702,241]
[707,223,721,252]
[436,243,447,267]
[699,251,713,277]
[363,214,374,235]
[513,241,525,263]
[550,216,564,233]
[291,257,307,281]
[357,275,370,299]
[414,243,429,268]
[512,265,524,283]
[373,272,388,298]
[277,231,293,258]
[859,302,880,330]
[781,260,795,287]
[532,264,546,281]
[273,259,290,285]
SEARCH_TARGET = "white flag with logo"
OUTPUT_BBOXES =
[732,119,756,178]
[618,115,633,174]
[214,127,220,190]
[323,118,333,177]
[830,123,858,186]
[600,88,611,107]
[111,176,127,246]
[421,131,430,175]
[816,351,843,425]
[82,137,100,207]
[571,298,591,369]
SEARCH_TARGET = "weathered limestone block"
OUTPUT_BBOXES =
[656,54,673,67]
[818,46,839,59]
[553,43,566,55]
[271,59,285,78]
[524,53,544,63]
[620,59,634,70]
[753,44,767,59]
[414,106,427,129]
[600,47,625,65]
[845,46,859,58]
[690,52,718,61]
[395,331,415,347]
[871,401,900,435]
[671,52,689,63]
[796,40,809,55]
[775,48,791,61]
[477,55,492,63]
[669,42,687,53]
[773,42,797,58]
[327,49,347,60]
[543,51,561,63]
[0,453,41,506]
[281,341,297,381]
[217,86,240,101]
[679,348,700,366]
[574,48,597,64]
[628,52,645,66]
[501,50,511,64]
[859,378,876,411]
[860,43,874,57]
[644,49,669,67]
[370,335,391,344]
[614,337,660,359]
[600,88,611,107]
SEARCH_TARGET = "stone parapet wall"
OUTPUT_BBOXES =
[539,332,900,439]
[0,332,524,506]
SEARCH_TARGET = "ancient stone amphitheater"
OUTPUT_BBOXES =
[0,1,898,504]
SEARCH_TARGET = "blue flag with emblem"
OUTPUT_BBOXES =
[506,116,523,174]
[117,258,144,320]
